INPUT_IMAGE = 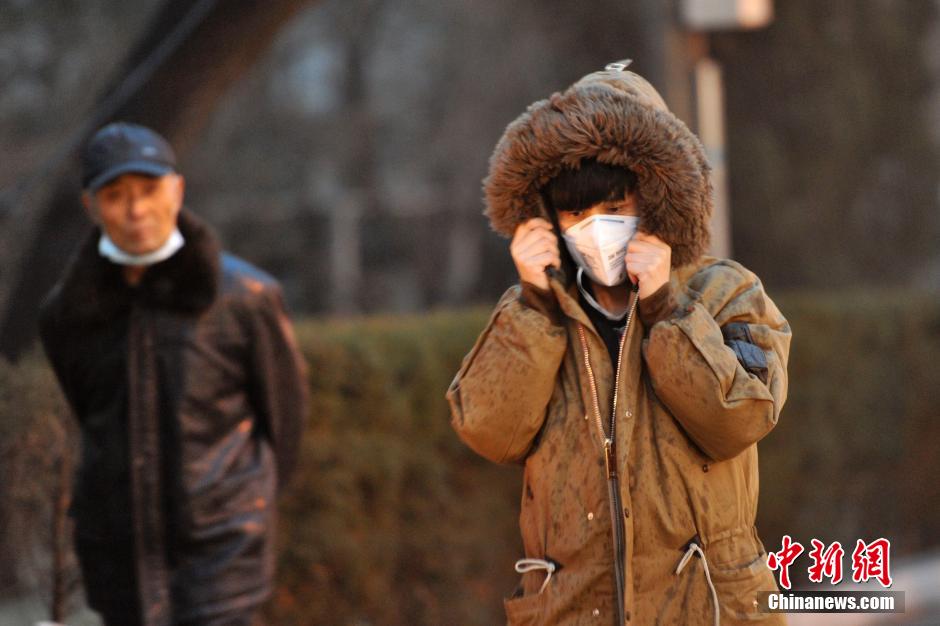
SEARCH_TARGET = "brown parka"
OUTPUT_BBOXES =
[447,64,791,625]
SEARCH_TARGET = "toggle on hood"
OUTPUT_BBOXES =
[483,61,713,268]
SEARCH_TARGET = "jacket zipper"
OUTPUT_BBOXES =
[576,290,638,626]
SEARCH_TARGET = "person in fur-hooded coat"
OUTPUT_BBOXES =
[447,63,791,625]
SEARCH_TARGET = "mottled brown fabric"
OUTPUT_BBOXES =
[520,281,563,325]
[638,282,678,329]
[448,256,791,625]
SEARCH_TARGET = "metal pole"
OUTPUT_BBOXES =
[695,56,732,259]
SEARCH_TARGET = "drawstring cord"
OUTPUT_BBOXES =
[675,542,720,626]
[515,558,556,594]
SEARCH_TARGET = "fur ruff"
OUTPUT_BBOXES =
[483,71,713,268]
[48,209,220,325]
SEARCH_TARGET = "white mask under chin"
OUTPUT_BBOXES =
[98,228,185,267]
[562,214,639,286]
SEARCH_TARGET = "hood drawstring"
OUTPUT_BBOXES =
[515,558,557,594]
[675,541,720,626]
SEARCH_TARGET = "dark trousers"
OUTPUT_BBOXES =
[75,534,258,626]
[177,612,256,626]
[75,533,143,626]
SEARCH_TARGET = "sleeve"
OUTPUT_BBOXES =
[248,285,309,490]
[638,282,679,329]
[446,286,567,464]
[519,281,562,325]
[641,262,791,461]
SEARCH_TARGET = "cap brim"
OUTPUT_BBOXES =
[85,161,175,191]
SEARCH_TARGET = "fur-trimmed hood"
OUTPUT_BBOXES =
[483,64,713,267]
[43,208,220,326]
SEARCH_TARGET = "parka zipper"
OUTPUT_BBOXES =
[576,288,638,626]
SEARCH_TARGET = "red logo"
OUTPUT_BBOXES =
[766,534,804,590]
[851,538,892,588]
[767,536,894,590]
[807,539,845,584]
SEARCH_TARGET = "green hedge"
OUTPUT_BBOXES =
[271,310,521,625]
[0,354,76,612]
[753,290,940,586]
[2,291,939,623]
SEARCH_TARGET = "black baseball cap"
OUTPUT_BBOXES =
[81,122,177,191]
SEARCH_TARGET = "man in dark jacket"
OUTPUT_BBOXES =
[39,122,309,626]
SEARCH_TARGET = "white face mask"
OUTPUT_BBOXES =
[98,228,185,266]
[562,214,639,286]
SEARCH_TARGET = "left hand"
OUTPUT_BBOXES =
[626,232,671,300]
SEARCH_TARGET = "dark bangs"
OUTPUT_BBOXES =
[541,159,637,213]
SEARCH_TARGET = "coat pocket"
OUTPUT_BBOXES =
[503,589,544,626]
[503,557,557,626]
[709,553,784,623]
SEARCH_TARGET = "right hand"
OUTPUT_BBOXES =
[510,218,561,291]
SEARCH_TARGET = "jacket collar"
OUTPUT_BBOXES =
[547,266,594,331]
[547,265,642,343]
[53,208,220,324]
